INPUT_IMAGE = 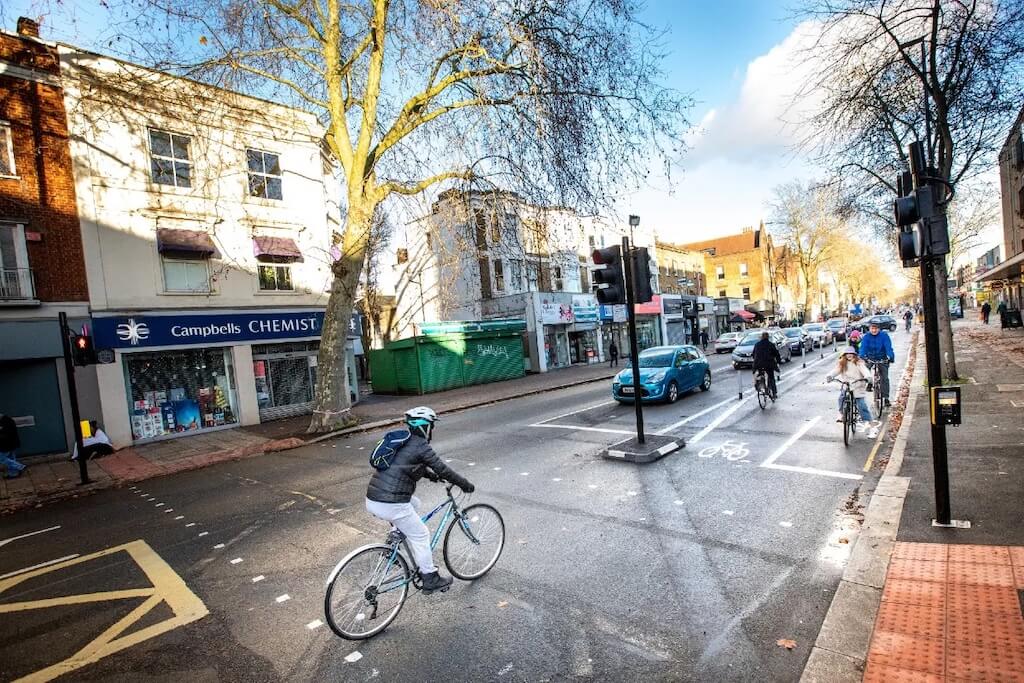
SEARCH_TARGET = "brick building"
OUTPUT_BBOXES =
[977,108,1024,312]
[0,18,96,456]
[654,240,706,296]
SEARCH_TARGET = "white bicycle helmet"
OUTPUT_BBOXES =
[404,406,438,440]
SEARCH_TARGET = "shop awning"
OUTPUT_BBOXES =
[974,251,1024,282]
[730,309,756,322]
[253,236,304,263]
[156,228,220,258]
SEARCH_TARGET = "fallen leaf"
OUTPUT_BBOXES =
[776,639,797,650]
[497,601,509,609]
[838,537,850,544]
[199,35,208,45]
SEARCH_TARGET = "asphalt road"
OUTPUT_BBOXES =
[0,331,913,682]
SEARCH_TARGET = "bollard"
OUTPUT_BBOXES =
[736,364,743,399]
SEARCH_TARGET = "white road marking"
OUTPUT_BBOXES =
[687,397,751,446]
[626,491,638,496]
[468,462,475,466]
[587,484,598,489]
[230,558,243,565]
[760,418,821,468]
[722,510,734,515]
[530,400,616,426]
[345,651,363,663]
[155,503,164,507]
[0,554,80,580]
[779,521,793,527]
[185,523,196,527]
[164,509,174,513]
[214,543,225,549]
[552,477,562,482]
[252,575,265,582]
[197,532,209,537]
[493,467,501,471]
[276,594,290,603]
[0,525,61,548]
[520,472,529,476]
[307,619,323,630]
[531,423,635,435]
[174,515,184,520]
[758,416,863,481]
[673,500,683,505]
[655,395,736,435]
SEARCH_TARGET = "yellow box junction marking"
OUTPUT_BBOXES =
[0,540,208,682]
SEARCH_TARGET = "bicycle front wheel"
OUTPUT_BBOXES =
[444,504,505,580]
[325,544,411,640]
[756,381,767,409]
[842,397,853,446]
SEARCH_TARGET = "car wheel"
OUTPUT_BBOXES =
[666,381,679,403]
[700,370,711,392]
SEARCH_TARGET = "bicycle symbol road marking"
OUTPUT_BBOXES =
[697,440,750,462]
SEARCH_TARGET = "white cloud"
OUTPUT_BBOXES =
[684,21,824,169]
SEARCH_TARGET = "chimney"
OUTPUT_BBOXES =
[17,17,41,38]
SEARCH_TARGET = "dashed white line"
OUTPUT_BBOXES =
[779,521,793,527]
[673,500,684,506]
[214,543,225,549]
[587,484,598,490]
[493,467,502,471]
[230,558,243,565]
[344,651,363,663]
[164,509,174,513]
[275,594,291,603]
[185,523,196,527]
[722,510,735,515]
[552,478,562,482]
[252,575,265,583]
[197,532,209,538]
[520,472,529,476]
[468,462,475,466]
[174,515,185,520]
[306,619,323,630]
[155,503,165,507]
[530,400,616,426]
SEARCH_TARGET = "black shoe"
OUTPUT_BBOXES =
[884,398,891,407]
[419,571,452,594]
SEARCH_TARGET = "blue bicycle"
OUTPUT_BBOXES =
[324,483,505,640]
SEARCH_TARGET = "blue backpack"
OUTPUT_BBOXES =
[369,429,411,471]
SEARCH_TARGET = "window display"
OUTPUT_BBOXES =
[123,347,238,441]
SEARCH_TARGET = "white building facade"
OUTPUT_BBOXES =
[60,46,349,447]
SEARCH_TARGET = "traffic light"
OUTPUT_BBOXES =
[894,141,950,266]
[631,247,654,303]
[592,246,625,304]
[71,333,97,366]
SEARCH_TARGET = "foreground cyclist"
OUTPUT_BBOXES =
[859,321,895,407]
[828,347,874,428]
[365,407,474,595]
[752,332,781,399]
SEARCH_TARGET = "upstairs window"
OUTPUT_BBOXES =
[739,262,749,277]
[247,149,283,200]
[552,265,563,291]
[258,264,293,291]
[742,286,750,299]
[149,129,192,188]
[493,259,505,291]
[716,265,725,280]
[0,121,15,176]
[253,235,302,292]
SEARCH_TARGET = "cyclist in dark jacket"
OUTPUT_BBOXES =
[752,332,781,399]
[365,406,474,594]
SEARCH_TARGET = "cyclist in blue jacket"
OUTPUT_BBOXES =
[859,321,895,407]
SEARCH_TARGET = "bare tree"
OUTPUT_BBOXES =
[796,0,1024,379]
[83,0,690,431]
[769,181,845,319]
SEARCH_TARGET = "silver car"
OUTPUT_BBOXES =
[714,332,743,354]
[802,323,834,348]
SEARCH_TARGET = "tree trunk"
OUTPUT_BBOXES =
[934,259,958,380]
[307,206,373,433]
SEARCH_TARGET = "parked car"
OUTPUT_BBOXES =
[855,314,898,332]
[731,331,792,369]
[826,317,849,341]
[612,345,711,404]
[781,327,814,355]
[802,323,834,347]
[714,332,743,354]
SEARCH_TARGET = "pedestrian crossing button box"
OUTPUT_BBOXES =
[931,386,961,426]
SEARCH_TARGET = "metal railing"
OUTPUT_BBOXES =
[0,267,36,300]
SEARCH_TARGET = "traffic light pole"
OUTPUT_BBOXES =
[622,236,645,444]
[59,311,90,485]
[920,255,952,525]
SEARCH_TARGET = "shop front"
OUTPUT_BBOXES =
[634,295,663,351]
[569,294,601,364]
[538,295,574,370]
[92,309,358,446]
[662,295,690,346]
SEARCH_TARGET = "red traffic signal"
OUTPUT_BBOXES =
[592,246,625,305]
[71,334,97,366]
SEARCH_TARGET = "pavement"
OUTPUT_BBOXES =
[802,314,1024,682]
[0,362,618,513]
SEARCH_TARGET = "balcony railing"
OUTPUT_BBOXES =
[0,268,36,300]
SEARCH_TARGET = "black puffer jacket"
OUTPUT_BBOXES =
[752,337,781,371]
[366,434,472,504]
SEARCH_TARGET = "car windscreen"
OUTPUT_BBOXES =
[637,351,675,367]
[782,329,802,337]
[739,333,762,345]
[805,324,823,331]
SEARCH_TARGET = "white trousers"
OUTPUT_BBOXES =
[365,496,436,574]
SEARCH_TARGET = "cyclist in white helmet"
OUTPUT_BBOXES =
[365,406,474,594]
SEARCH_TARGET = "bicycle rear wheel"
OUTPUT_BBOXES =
[444,504,505,580]
[756,380,767,409]
[325,544,411,640]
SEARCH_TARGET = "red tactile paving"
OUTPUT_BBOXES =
[867,542,1024,682]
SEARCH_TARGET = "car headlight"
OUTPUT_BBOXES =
[649,371,666,383]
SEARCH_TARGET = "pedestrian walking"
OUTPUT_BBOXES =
[699,329,709,351]
[981,301,992,324]
[0,412,26,478]
[608,341,619,367]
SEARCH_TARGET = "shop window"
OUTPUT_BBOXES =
[0,121,15,176]
[258,264,294,291]
[716,265,725,280]
[493,259,505,291]
[149,129,192,188]
[247,148,283,200]
[124,347,238,440]
[162,258,211,293]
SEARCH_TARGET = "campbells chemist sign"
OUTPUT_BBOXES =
[92,310,329,349]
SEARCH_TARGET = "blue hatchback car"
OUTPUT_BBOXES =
[612,345,712,403]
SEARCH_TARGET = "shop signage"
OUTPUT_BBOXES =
[635,295,662,315]
[92,310,328,349]
[572,295,599,323]
[662,297,685,316]
[539,300,574,325]
[598,304,628,322]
